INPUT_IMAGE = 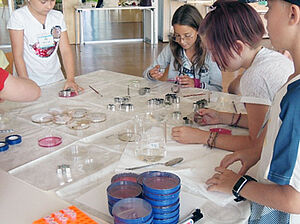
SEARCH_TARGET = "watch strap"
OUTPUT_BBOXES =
[232,175,257,202]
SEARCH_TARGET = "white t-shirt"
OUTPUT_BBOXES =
[249,75,300,224]
[7,6,66,86]
[240,47,294,105]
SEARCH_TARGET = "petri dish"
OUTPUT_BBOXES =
[38,136,62,148]
[53,114,72,125]
[31,113,53,123]
[68,120,90,130]
[112,198,152,223]
[111,173,138,183]
[107,181,142,202]
[142,172,181,195]
[143,194,179,207]
[86,112,106,123]
[137,171,161,186]
[118,132,140,142]
[48,107,65,116]
[68,109,88,119]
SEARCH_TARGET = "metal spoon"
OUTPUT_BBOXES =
[125,157,184,170]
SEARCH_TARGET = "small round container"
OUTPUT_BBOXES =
[153,213,179,224]
[137,171,161,186]
[107,104,116,111]
[119,104,134,112]
[143,187,180,200]
[0,141,9,152]
[5,135,22,145]
[143,194,179,207]
[31,113,53,123]
[107,181,142,203]
[172,111,181,120]
[112,198,152,223]
[118,132,139,142]
[48,107,65,116]
[153,207,179,220]
[142,172,181,195]
[58,89,76,98]
[152,201,180,214]
[111,173,138,183]
[87,112,106,123]
[67,119,90,130]
[53,114,72,125]
[69,109,88,119]
[38,136,62,148]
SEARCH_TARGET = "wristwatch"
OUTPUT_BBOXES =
[232,175,257,202]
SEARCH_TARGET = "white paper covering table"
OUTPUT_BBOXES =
[0,70,260,223]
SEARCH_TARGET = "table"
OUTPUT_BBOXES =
[75,6,158,45]
[0,70,256,223]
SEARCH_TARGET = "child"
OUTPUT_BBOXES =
[143,4,222,91]
[206,0,300,223]
[0,68,40,102]
[7,0,82,93]
[172,1,294,152]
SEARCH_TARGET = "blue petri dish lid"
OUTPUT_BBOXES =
[153,207,179,220]
[152,200,180,214]
[144,194,179,207]
[142,172,181,195]
[153,213,179,224]
[137,171,161,185]
[111,172,138,183]
[112,198,152,224]
[107,181,142,201]
[144,187,181,200]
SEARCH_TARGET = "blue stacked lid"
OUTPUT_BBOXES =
[140,171,181,224]
[112,198,153,224]
[107,180,142,216]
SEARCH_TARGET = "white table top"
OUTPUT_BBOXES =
[0,70,255,223]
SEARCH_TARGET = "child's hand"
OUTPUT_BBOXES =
[149,65,164,80]
[177,75,194,87]
[171,126,205,144]
[64,79,84,95]
[206,167,241,194]
[195,109,221,125]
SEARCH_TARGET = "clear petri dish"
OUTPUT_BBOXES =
[112,198,152,223]
[53,114,72,125]
[31,113,53,123]
[48,107,65,116]
[118,132,140,142]
[86,112,106,123]
[68,109,88,119]
[38,136,62,148]
[67,119,90,130]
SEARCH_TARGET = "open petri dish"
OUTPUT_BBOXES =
[142,172,181,195]
[118,132,140,142]
[86,112,106,123]
[53,114,72,125]
[67,119,90,130]
[38,136,62,148]
[68,109,88,119]
[107,181,142,202]
[111,173,139,183]
[31,113,53,123]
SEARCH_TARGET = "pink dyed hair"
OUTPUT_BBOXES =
[199,1,265,69]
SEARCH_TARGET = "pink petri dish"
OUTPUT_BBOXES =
[38,136,62,148]
[111,173,138,183]
[142,172,181,195]
[107,181,142,203]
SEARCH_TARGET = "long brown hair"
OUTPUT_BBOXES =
[170,4,206,71]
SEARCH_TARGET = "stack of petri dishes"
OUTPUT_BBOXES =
[140,171,181,224]
[106,181,142,216]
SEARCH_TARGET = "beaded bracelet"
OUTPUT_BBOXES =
[233,113,242,127]
[207,131,219,149]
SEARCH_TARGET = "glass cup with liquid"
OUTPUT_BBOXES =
[135,114,166,162]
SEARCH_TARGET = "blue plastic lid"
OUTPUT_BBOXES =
[107,181,142,202]
[153,213,179,224]
[112,198,152,223]
[143,194,179,207]
[111,173,138,183]
[0,141,9,152]
[144,187,181,200]
[152,201,180,214]
[153,207,179,220]
[5,135,22,145]
[142,172,181,195]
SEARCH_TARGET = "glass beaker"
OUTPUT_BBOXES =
[136,114,166,162]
